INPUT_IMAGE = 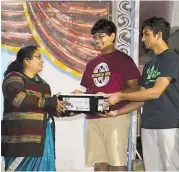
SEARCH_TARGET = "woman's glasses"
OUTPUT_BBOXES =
[32,55,43,60]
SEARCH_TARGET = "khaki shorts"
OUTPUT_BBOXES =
[85,114,130,166]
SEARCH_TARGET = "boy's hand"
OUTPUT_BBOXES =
[71,90,84,94]
[98,110,119,118]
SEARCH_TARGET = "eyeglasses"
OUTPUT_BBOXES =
[32,55,43,60]
[92,34,108,41]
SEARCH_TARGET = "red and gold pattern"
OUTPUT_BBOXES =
[1,1,112,77]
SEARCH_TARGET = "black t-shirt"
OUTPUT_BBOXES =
[140,49,179,129]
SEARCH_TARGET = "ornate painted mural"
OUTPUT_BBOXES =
[1,1,113,77]
[1,0,136,76]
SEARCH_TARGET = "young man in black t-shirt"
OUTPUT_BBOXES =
[103,17,179,171]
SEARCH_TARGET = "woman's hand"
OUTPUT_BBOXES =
[56,99,66,113]
[55,92,66,113]
[56,92,61,97]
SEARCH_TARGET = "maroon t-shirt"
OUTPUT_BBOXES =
[81,50,140,119]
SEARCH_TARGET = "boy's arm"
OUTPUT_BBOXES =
[101,87,145,117]
[118,101,144,115]
[100,101,144,118]
[121,78,140,93]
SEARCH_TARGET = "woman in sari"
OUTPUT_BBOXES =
[1,45,66,171]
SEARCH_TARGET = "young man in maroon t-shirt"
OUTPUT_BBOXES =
[74,19,140,171]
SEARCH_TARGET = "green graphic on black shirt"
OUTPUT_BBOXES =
[145,65,160,84]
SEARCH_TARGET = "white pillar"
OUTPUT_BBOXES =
[113,0,140,163]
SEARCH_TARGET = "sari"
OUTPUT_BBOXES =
[4,121,55,171]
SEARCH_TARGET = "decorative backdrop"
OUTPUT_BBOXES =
[1,1,139,170]
[2,1,112,77]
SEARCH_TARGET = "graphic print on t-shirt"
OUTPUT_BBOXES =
[92,62,111,87]
[145,65,160,84]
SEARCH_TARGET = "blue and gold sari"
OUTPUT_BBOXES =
[4,122,55,171]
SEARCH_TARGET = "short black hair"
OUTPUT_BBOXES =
[91,19,116,36]
[141,17,170,42]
